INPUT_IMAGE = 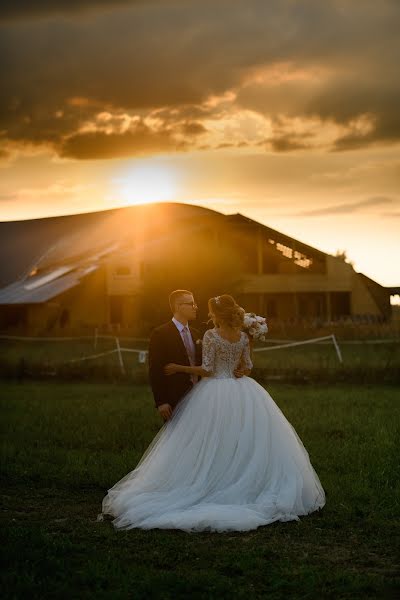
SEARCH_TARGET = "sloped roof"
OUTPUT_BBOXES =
[0,265,99,305]
[0,202,221,287]
[0,202,392,305]
[225,213,328,258]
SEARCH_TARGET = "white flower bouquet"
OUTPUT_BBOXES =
[243,312,268,341]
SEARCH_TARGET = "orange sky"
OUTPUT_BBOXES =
[0,1,399,289]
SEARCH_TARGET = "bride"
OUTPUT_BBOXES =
[101,294,326,532]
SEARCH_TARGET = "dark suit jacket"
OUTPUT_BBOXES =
[148,320,203,411]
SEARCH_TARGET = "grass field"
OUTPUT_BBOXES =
[1,337,399,384]
[1,381,399,599]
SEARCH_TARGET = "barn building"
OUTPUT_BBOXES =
[0,203,394,335]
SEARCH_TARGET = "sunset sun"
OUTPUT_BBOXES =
[112,160,180,206]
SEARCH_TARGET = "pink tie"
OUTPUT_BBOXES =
[182,326,198,384]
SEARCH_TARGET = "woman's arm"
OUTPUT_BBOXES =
[234,336,253,377]
[164,363,212,377]
[164,330,216,378]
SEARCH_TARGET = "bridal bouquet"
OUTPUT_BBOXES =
[243,312,268,341]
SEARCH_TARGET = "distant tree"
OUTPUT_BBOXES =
[335,249,354,267]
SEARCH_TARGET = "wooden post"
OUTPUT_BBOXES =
[115,337,125,375]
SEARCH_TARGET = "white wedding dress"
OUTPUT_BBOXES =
[101,328,326,532]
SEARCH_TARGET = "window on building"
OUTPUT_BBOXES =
[331,292,351,318]
[263,237,326,274]
[298,293,326,318]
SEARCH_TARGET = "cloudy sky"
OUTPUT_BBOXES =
[1,0,399,287]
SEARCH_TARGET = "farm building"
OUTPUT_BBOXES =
[0,203,395,335]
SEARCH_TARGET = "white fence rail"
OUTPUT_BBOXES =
[0,332,349,374]
[253,334,343,363]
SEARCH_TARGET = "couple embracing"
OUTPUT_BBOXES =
[101,290,326,533]
[149,289,250,422]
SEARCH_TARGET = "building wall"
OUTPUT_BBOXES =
[105,251,141,296]
[234,255,375,320]
[108,294,141,328]
[30,269,108,334]
[350,272,381,316]
[238,291,349,320]
[240,256,353,295]
[99,231,369,323]
[0,216,391,334]
[101,243,386,323]
[105,251,142,328]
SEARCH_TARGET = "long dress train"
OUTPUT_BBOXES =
[101,328,326,532]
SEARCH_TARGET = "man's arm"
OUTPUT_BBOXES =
[148,328,169,408]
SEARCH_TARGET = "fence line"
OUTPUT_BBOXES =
[68,349,118,362]
[68,344,148,374]
[67,334,343,371]
[253,334,343,363]
[0,334,148,343]
[4,331,400,372]
[1,334,398,345]
[263,338,399,345]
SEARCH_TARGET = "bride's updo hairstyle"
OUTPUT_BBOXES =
[208,294,245,329]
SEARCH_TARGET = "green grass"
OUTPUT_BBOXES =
[0,337,148,372]
[1,338,399,384]
[253,340,400,369]
[1,338,398,370]
[1,382,399,599]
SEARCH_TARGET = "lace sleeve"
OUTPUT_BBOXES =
[241,335,253,370]
[201,330,216,373]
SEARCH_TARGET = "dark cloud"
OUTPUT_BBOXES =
[215,142,236,150]
[294,196,395,217]
[0,1,143,22]
[267,120,314,153]
[58,121,185,159]
[269,136,310,153]
[332,111,400,152]
[54,113,207,160]
[179,121,208,137]
[0,0,399,160]
[237,63,400,152]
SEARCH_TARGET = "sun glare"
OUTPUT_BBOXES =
[112,160,179,206]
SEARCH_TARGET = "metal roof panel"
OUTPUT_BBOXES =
[0,266,98,304]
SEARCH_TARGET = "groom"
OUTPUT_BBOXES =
[148,289,203,422]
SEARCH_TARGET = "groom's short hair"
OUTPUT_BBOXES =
[169,289,193,312]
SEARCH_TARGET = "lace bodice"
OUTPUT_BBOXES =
[201,328,253,379]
